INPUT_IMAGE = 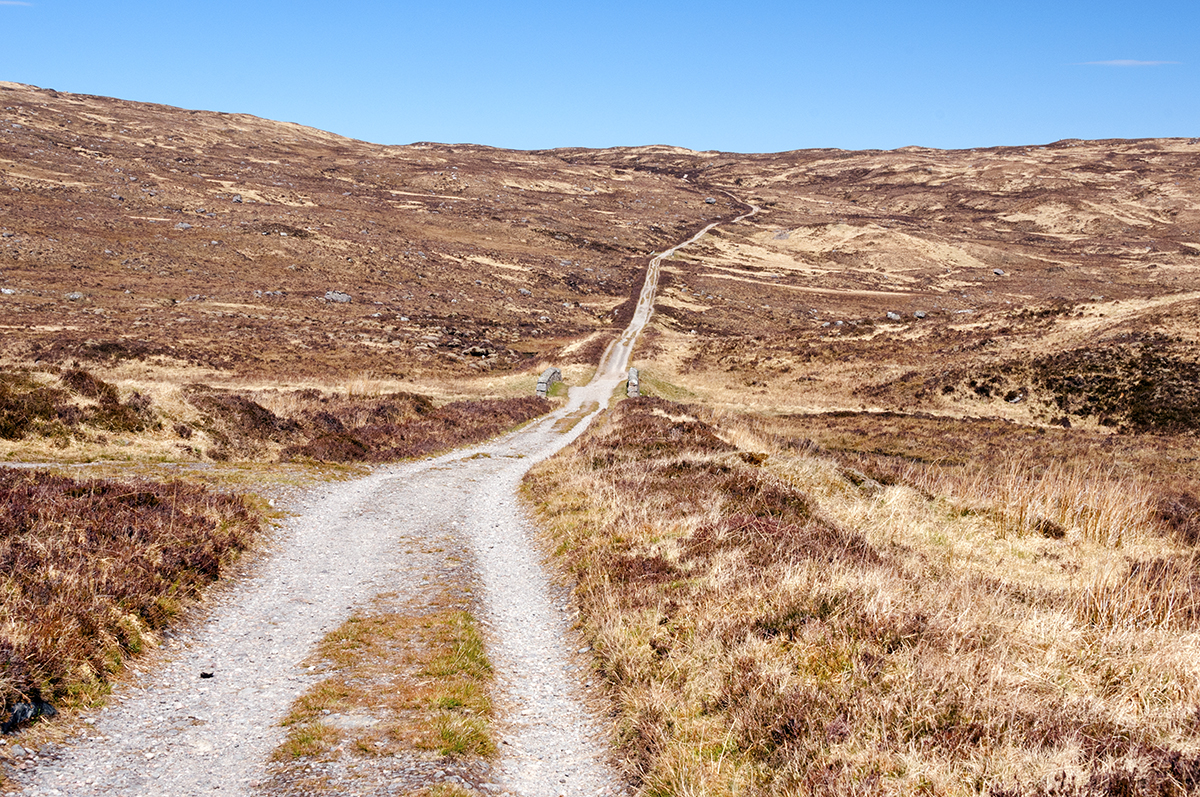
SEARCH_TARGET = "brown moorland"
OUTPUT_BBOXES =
[3,80,1200,795]
[0,469,259,717]
[524,397,1200,796]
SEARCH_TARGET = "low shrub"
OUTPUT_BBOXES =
[0,469,260,718]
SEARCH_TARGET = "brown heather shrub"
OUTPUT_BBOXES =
[1156,491,1200,546]
[4,369,547,464]
[280,395,549,463]
[184,384,549,463]
[0,469,259,717]
[0,367,160,442]
[0,372,64,440]
[524,397,1200,796]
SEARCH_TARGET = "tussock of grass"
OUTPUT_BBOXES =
[0,469,259,719]
[524,397,1200,796]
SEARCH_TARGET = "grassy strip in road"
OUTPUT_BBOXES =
[268,581,494,795]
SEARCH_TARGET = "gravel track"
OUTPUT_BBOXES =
[9,204,756,797]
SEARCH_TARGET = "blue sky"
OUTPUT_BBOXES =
[1,0,1195,152]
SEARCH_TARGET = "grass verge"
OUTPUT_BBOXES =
[523,396,1200,796]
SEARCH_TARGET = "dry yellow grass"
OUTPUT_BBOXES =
[523,397,1200,796]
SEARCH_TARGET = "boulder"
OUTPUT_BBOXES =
[324,291,351,303]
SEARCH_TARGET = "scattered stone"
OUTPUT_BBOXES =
[993,268,1006,276]
[1,288,13,295]
[175,222,192,230]
[324,291,351,303]
[1,232,13,238]
[64,291,84,301]
[886,311,902,321]
[538,315,551,323]
[705,197,717,204]
[518,288,531,296]
[915,310,927,319]
[231,194,243,203]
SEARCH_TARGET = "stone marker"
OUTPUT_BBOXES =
[536,367,562,397]
[627,367,640,398]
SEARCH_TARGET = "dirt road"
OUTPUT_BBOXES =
[12,203,756,797]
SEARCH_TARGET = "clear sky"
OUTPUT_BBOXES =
[1,0,1196,153]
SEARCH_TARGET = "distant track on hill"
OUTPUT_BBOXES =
[12,193,758,797]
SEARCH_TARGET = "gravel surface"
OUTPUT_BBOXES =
[8,208,754,797]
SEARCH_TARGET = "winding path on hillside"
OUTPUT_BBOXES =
[12,198,758,797]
